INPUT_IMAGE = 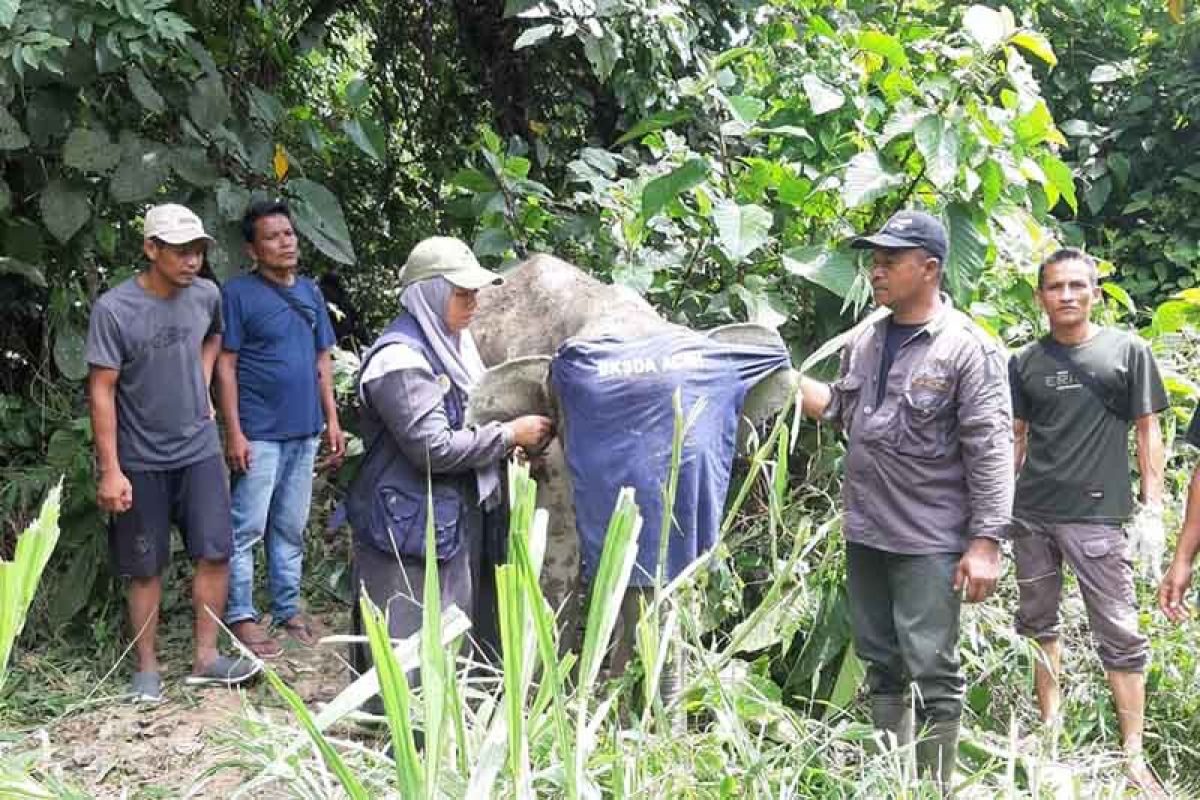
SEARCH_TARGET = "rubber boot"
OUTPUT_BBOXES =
[915,720,959,796]
[870,694,914,752]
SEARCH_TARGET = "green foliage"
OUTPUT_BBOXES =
[454,2,1074,358]
[1019,0,1200,303]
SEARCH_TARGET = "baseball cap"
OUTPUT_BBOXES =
[851,210,947,262]
[399,236,503,290]
[143,203,213,245]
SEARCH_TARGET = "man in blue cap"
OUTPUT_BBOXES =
[797,210,1014,791]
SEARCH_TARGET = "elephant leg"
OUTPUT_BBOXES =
[531,438,584,654]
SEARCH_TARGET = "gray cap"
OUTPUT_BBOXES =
[851,210,947,262]
[399,236,503,290]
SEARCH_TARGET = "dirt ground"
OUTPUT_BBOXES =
[11,610,357,799]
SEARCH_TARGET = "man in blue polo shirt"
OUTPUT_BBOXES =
[216,200,345,657]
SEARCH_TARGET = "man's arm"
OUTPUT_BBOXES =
[952,345,1014,603]
[1013,418,1028,475]
[89,366,132,513]
[1161,464,1200,622]
[215,350,251,472]
[1134,413,1165,507]
[316,348,346,468]
[201,333,220,389]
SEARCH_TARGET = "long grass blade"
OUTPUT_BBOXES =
[360,592,425,797]
[0,480,62,692]
[260,665,370,800]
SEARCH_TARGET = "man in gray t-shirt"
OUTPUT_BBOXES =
[1010,248,1167,795]
[86,203,259,703]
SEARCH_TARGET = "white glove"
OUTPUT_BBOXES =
[1128,502,1165,580]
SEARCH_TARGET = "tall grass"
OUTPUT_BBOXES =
[0,481,62,693]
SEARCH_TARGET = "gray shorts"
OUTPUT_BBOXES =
[1011,518,1147,672]
[108,454,233,578]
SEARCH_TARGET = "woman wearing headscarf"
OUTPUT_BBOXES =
[346,237,552,673]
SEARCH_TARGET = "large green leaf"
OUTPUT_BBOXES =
[641,158,708,220]
[913,115,960,189]
[52,322,88,380]
[1013,100,1064,148]
[841,151,903,208]
[215,179,250,221]
[713,200,772,265]
[858,31,909,68]
[109,145,170,203]
[171,146,219,187]
[127,66,165,114]
[0,0,19,29]
[248,86,285,129]
[1010,31,1057,66]
[978,159,1003,210]
[288,178,356,264]
[0,106,29,150]
[187,75,231,129]
[39,179,90,243]
[801,74,843,115]
[782,246,858,298]
[25,92,71,146]
[943,203,987,306]
[1038,153,1077,212]
[962,5,1014,51]
[62,128,119,173]
[343,117,386,162]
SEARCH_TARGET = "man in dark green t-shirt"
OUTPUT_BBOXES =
[1010,248,1167,795]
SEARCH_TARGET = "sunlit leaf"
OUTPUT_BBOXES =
[858,31,909,68]
[914,115,960,189]
[801,74,844,115]
[841,151,903,208]
[514,23,556,49]
[713,200,772,265]
[1010,30,1057,66]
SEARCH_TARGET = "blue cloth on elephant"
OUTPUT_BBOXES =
[551,331,791,585]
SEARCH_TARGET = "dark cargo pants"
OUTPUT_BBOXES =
[846,542,965,724]
[1011,519,1148,672]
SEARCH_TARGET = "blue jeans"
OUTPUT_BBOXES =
[225,436,319,625]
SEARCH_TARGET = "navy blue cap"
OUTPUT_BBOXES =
[851,210,947,263]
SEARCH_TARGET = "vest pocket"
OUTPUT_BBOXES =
[377,486,466,560]
[894,391,951,458]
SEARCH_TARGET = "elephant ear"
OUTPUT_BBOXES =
[466,356,553,426]
[707,323,798,447]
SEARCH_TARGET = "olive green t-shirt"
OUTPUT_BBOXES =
[1010,327,1168,523]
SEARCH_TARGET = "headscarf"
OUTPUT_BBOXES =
[400,276,499,505]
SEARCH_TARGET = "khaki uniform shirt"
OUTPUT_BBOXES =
[825,301,1014,553]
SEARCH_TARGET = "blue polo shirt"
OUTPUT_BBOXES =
[221,273,335,440]
[551,332,790,585]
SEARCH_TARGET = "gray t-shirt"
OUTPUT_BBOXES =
[1011,327,1168,523]
[85,275,223,471]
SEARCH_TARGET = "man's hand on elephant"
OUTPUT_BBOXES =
[508,415,554,450]
[953,537,1001,603]
[1159,558,1193,623]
